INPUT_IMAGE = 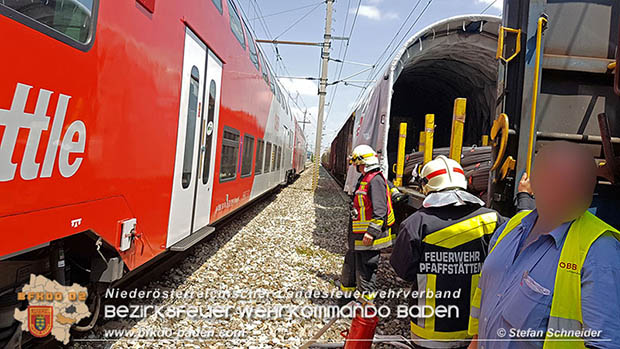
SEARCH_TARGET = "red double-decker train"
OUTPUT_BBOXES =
[0,0,307,342]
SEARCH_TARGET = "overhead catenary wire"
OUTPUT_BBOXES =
[324,0,360,126]
[343,0,425,124]
[249,1,325,21]
[357,0,423,88]
[248,0,299,79]
[481,0,500,14]
[240,0,317,129]
[358,0,434,101]
[246,0,319,125]
[274,2,324,40]
[351,0,435,110]
[325,0,422,139]
[241,1,324,152]
[248,0,277,60]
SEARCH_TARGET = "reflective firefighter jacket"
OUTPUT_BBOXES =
[390,194,534,348]
[351,169,395,251]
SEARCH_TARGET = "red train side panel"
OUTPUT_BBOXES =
[0,0,300,277]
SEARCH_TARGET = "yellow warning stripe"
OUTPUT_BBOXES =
[422,212,498,249]
[357,194,366,221]
[411,322,470,340]
[340,284,355,292]
[354,231,395,248]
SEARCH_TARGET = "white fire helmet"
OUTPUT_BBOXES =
[350,144,380,169]
[420,155,467,194]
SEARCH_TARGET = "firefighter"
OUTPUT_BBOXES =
[339,144,395,304]
[390,155,534,348]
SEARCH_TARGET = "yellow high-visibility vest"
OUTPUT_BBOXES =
[351,170,395,251]
[469,210,620,348]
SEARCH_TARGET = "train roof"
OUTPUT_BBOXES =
[338,14,501,193]
[349,14,501,114]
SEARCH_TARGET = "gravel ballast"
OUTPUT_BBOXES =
[71,166,411,348]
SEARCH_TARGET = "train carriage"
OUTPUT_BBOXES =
[327,0,620,228]
[0,0,306,343]
[292,119,308,181]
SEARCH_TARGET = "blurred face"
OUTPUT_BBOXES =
[356,164,366,173]
[531,142,597,223]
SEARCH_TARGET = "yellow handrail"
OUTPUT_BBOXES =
[449,98,467,163]
[490,113,509,171]
[394,123,407,186]
[423,114,435,165]
[496,26,522,63]
[500,156,516,181]
[419,131,426,154]
[526,16,547,176]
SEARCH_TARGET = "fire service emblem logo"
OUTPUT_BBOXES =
[14,275,90,344]
[27,306,53,338]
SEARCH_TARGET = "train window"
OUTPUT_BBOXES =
[245,23,260,71]
[276,86,282,104]
[211,0,223,14]
[268,71,276,94]
[220,126,240,182]
[181,66,201,189]
[202,80,218,185]
[255,139,264,175]
[0,0,99,50]
[277,146,282,170]
[241,134,254,177]
[227,0,245,49]
[264,142,272,172]
[271,146,277,172]
[260,54,269,85]
[283,126,289,147]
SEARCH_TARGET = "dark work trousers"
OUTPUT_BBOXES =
[340,219,380,300]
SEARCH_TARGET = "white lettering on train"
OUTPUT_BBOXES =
[0,83,86,182]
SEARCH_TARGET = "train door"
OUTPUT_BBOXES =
[167,29,208,248]
[193,51,223,233]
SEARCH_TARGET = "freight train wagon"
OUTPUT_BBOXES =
[327,0,620,227]
[0,0,307,345]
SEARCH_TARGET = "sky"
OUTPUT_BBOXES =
[237,0,502,151]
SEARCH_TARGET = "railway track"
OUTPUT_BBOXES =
[66,186,284,347]
[64,167,345,347]
[117,187,282,291]
[64,166,413,348]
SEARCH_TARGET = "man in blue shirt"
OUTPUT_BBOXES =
[469,142,620,348]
